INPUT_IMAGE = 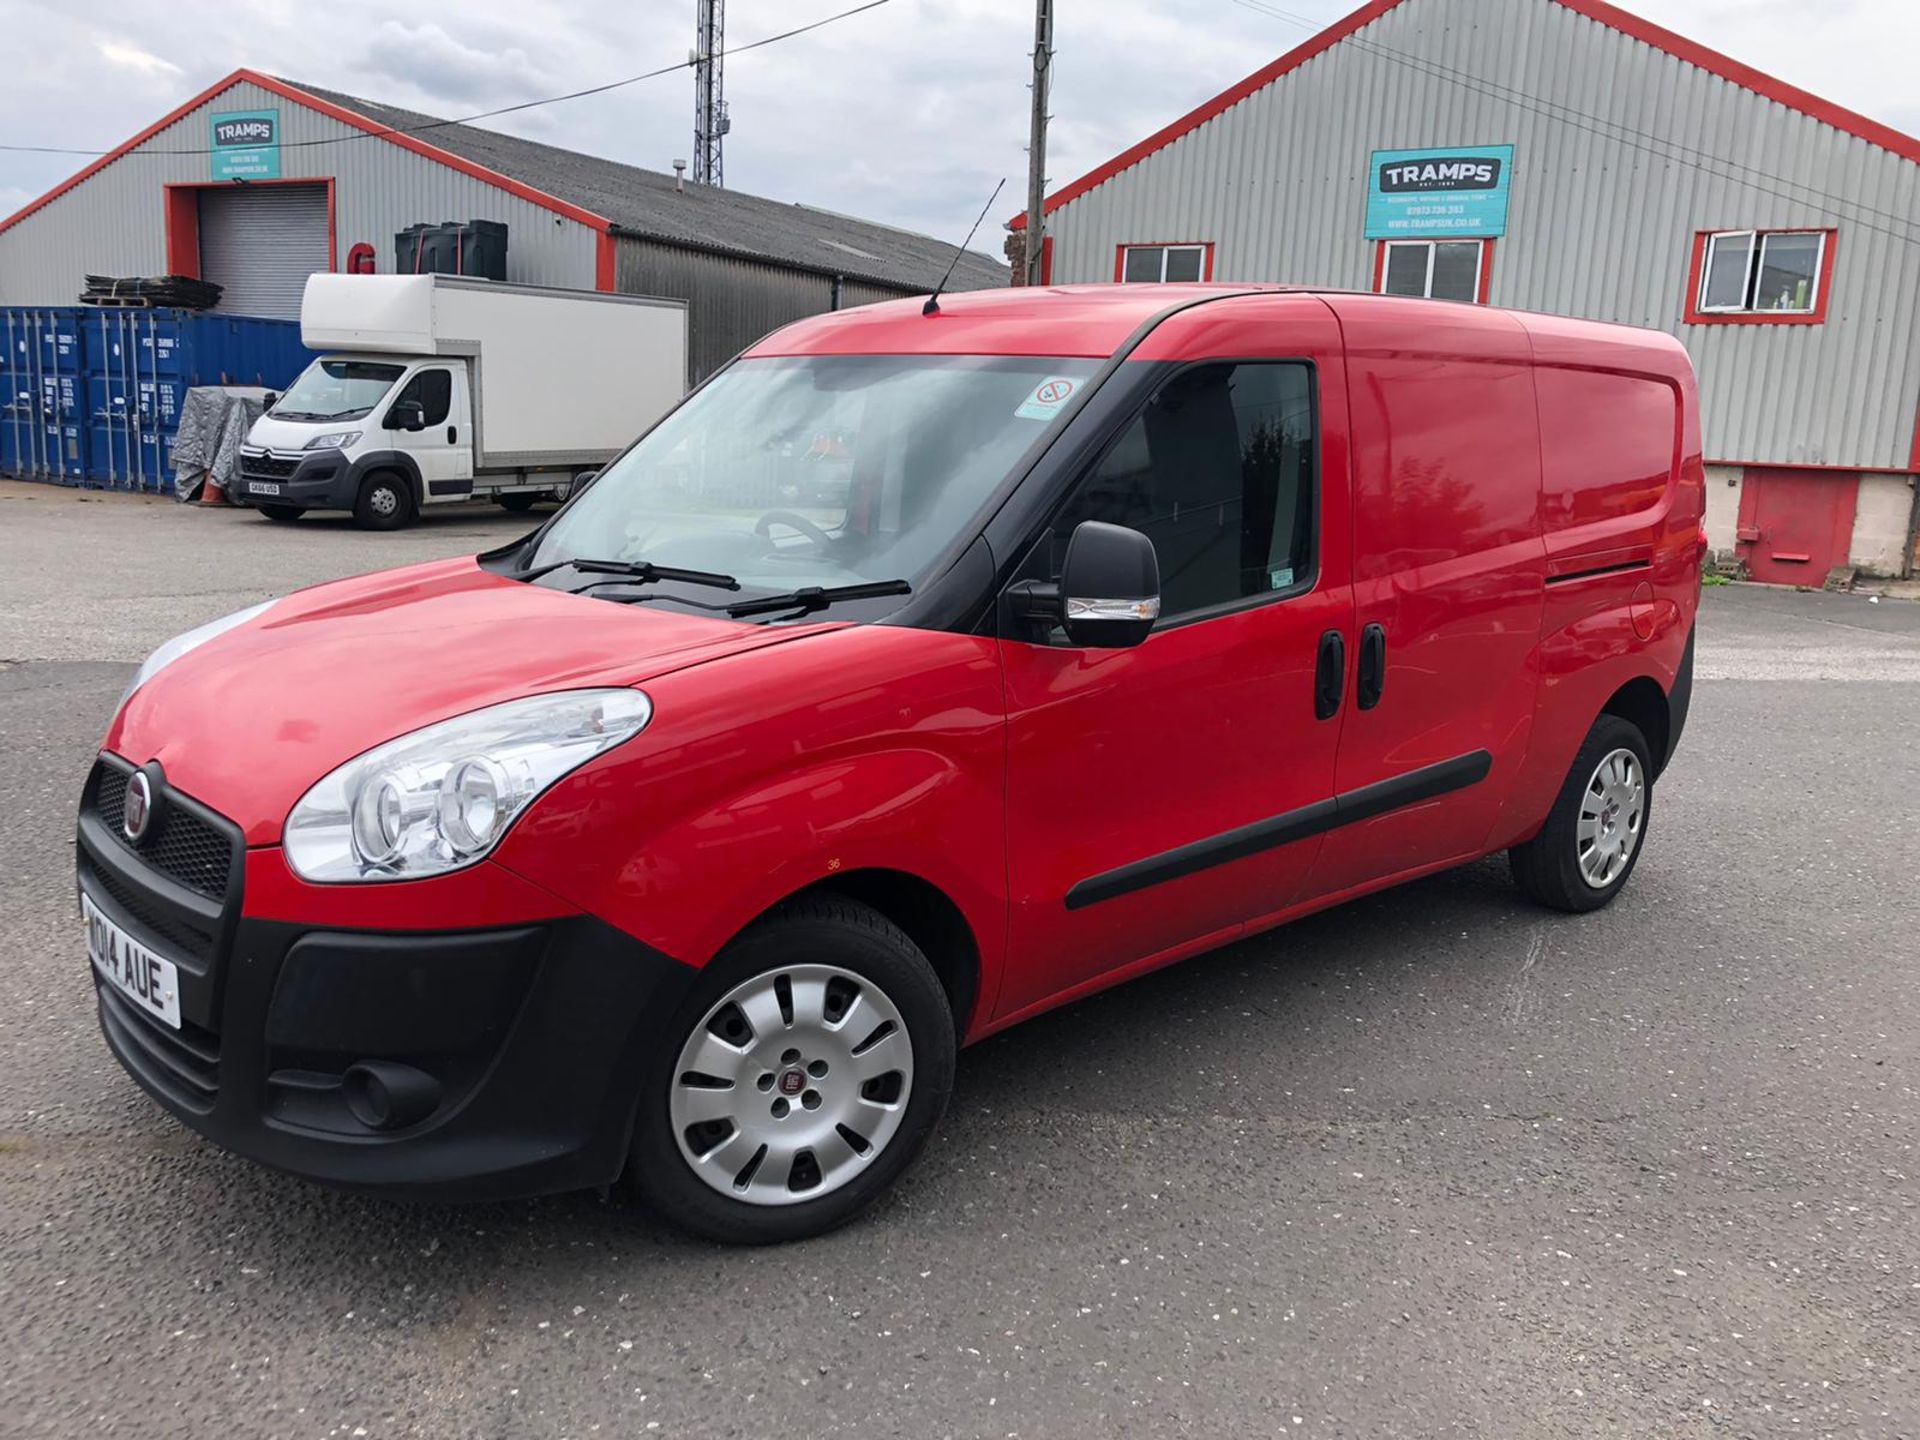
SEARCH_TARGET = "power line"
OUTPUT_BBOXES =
[1229,0,1920,251]
[0,0,890,159]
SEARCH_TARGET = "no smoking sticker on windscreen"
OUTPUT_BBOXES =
[1015,376,1079,421]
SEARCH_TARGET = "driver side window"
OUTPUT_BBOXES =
[1050,362,1315,621]
[394,368,453,427]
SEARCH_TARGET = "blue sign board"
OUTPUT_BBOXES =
[210,109,281,181]
[1365,145,1513,239]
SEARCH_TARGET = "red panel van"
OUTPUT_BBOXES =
[77,286,1703,1242]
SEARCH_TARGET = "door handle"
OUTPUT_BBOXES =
[1314,629,1346,721]
[1357,623,1387,710]
[447,425,457,443]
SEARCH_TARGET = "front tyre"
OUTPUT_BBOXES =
[1510,714,1653,913]
[353,471,414,531]
[627,897,956,1244]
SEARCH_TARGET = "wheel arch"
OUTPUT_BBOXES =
[752,868,983,1039]
[1600,675,1671,778]
[348,451,424,509]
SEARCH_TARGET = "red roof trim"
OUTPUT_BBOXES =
[1010,0,1405,229]
[1012,0,1920,227]
[0,69,247,234]
[1,69,615,237]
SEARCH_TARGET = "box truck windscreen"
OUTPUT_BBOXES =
[530,354,1100,595]
[273,359,407,422]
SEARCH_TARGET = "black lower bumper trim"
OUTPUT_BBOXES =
[97,912,699,1202]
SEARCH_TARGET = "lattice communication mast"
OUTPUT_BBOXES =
[692,0,729,187]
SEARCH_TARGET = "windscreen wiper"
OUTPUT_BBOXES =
[727,579,912,618]
[519,557,741,592]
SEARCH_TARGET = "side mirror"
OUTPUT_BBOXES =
[566,469,600,501]
[1011,520,1161,648]
[261,391,279,411]
[386,399,426,432]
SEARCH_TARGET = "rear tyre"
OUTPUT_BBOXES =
[494,493,538,513]
[258,504,304,522]
[1510,714,1653,913]
[353,471,413,531]
[626,896,956,1244]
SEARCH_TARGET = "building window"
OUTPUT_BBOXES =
[1375,238,1489,303]
[1688,229,1833,323]
[1116,243,1212,283]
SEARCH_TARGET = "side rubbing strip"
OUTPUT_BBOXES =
[1064,750,1494,910]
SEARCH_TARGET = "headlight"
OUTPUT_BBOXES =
[283,689,652,883]
[120,600,276,710]
[303,430,361,451]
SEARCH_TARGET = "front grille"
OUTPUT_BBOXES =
[83,856,217,966]
[240,453,298,479]
[97,984,220,1112]
[92,764,236,898]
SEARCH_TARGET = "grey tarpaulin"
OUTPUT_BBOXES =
[172,387,271,503]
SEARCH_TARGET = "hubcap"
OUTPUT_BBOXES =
[1576,747,1645,889]
[669,963,913,1206]
[370,486,398,517]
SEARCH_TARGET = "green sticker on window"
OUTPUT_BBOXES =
[1269,566,1294,590]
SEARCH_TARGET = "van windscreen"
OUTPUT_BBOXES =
[272,359,406,422]
[531,354,1101,602]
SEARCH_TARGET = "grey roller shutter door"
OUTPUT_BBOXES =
[198,185,329,320]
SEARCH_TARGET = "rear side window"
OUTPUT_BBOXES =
[395,368,453,426]
[1533,368,1678,529]
[1051,362,1315,619]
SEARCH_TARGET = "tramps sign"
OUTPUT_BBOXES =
[1364,145,1513,238]
[210,110,281,181]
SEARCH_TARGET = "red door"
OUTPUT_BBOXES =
[1736,468,1858,585]
[1296,297,1546,903]
[994,297,1355,1022]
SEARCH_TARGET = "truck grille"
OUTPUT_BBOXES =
[240,453,299,479]
[93,763,237,899]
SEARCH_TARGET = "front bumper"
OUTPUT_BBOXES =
[232,449,358,510]
[78,759,698,1202]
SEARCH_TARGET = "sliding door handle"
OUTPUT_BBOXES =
[1357,623,1387,710]
[1314,629,1346,720]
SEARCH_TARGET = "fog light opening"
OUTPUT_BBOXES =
[342,1061,442,1131]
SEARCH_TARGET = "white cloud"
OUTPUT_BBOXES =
[95,39,182,77]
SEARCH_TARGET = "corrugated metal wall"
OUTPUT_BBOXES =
[1045,0,1920,470]
[0,80,599,307]
[613,236,917,382]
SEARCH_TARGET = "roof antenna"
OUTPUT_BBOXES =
[924,177,1005,316]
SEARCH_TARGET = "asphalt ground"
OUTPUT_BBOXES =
[1,480,1916,1438]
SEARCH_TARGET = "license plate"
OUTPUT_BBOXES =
[250,481,282,496]
[83,892,181,1030]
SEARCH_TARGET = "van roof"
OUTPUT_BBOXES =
[745,284,1693,375]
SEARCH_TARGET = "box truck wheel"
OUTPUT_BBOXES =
[494,493,538,513]
[258,504,304,523]
[1510,714,1653,913]
[624,896,956,1244]
[354,471,415,531]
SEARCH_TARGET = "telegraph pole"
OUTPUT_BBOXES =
[1023,0,1053,285]
[693,0,727,187]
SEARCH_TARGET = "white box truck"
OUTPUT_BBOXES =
[234,274,687,529]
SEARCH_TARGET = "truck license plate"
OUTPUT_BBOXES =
[83,893,181,1030]
[250,482,282,496]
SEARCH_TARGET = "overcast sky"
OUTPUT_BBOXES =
[3,0,1917,266]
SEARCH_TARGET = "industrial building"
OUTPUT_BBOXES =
[0,70,1005,382]
[1014,0,1920,582]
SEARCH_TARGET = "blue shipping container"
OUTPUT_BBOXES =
[0,306,310,491]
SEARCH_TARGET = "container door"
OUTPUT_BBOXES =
[996,297,1356,1020]
[1735,468,1858,585]
[1301,297,1547,900]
